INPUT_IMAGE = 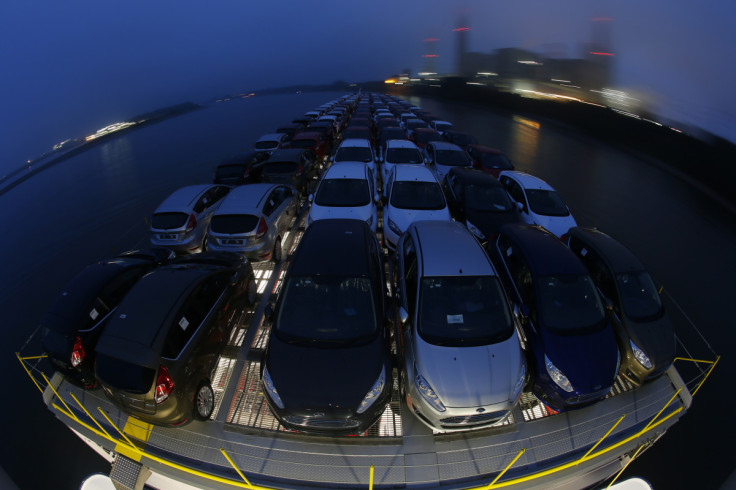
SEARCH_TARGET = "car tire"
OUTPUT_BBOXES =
[272,238,283,263]
[195,382,215,421]
[247,277,258,305]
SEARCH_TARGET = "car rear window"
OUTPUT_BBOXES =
[264,162,298,174]
[96,353,155,393]
[151,212,188,230]
[210,214,259,234]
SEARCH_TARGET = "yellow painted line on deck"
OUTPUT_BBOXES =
[115,416,153,462]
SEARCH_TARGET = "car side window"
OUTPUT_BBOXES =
[507,180,527,208]
[367,168,375,197]
[452,178,464,201]
[402,238,418,313]
[162,273,227,359]
[194,187,227,214]
[571,240,618,302]
[499,239,537,321]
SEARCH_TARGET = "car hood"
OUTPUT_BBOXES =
[266,334,387,412]
[388,207,450,233]
[530,214,577,238]
[414,335,523,408]
[466,210,521,238]
[625,313,677,368]
[542,323,619,392]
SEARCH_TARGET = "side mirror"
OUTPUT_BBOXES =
[513,303,530,322]
[398,307,409,325]
[515,201,526,213]
[308,194,314,202]
[374,193,380,204]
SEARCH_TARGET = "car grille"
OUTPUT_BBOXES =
[440,410,508,427]
[567,387,611,405]
[282,416,361,429]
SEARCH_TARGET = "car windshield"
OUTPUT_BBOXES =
[210,214,259,234]
[480,153,512,170]
[418,276,513,346]
[289,139,316,149]
[151,212,188,230]
[450,134,477,146]
[385,148,424,164]
[314,179,370,207]
[435,149,470,166]
[616,271,663,320]
[276,276,377,344]
[526,189,570,216]
[406,120,427,130]
[435,123,453,132]
[537,275,606,333]
[390,181,446,210]
[464,184,513,212]
[414,132,441,144]
[335,147,373,163]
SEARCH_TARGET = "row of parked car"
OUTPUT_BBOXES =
[40,92,675,433]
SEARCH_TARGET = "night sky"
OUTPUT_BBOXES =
[2,1,735,171]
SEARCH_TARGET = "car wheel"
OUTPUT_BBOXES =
[195,382,215,420]
[272,238,283,263]
[247,277,258,305]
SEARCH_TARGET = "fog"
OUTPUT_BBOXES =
[2,1,735,175]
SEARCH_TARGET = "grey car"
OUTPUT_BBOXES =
[395,220,527,432]
[149,185,230,254]
[205,183,298,262]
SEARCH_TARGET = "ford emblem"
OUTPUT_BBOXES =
[313,412,325,418]
[476,408,485,413]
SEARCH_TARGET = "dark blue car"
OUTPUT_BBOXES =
[488,224,620,411]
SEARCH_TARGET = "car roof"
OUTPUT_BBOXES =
[155,184,215,212]
[338,138,372,148]
[256,133,285,142]
[393,164,437,182]
[322,162,368,179]
[500,224,587,276]
[429,141,463,151]
[214,183,277,214]
[568,227,645,273]
[288,219,375,277]
[95,265,220,367]
[499,171,554,190]
[411,220,495,277]
[386,139,419,149]
[449,167,503,186]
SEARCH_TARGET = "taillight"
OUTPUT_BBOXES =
[185,214,197,233]
[256,217,268,238]
[154,365,174,404]
[70,336,85,368]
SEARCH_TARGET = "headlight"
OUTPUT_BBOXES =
[387,218,402,236]
[629,340,652,369]
[512,362,527,401]
[414,366,445,412]
[466,220,485,240]
[545,355,573,393]
[262,367,284,409]
[357,369,385,414]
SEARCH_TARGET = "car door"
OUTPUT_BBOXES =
[503,178,532,224]
[496,235,537,346]
[397,233,420,378]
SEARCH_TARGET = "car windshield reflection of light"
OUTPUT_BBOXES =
[276,276,377,343]
[617,272,663,320]
[538,275,606,332]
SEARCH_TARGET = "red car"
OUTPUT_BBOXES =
[466,144,514,178]
[409,128,442,151]
[287,131,331,162]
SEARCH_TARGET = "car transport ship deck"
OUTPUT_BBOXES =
[23,202,713,490]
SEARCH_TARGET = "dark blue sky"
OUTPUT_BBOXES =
[2,1,735,171]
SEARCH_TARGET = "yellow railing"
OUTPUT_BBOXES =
[17,352,719,489]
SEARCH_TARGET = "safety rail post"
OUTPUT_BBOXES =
[580,416,625,463]
[369,464,374,490]
[69,393,114,441]
[16,353,46,396]
[96,408,137,450]
[606,444,647,489]
[41,373,80,422]
[220,448,252,487]
[485,448,526,489]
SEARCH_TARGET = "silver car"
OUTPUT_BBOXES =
[205,183,298,262]
[395,220,527,432]
[149,184,230,254]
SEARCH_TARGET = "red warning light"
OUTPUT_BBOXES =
[424,38,439,42]
[590,52,614,56]
[453,27,470,32]
[423,54,439,58]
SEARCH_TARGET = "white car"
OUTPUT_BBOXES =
[307,162,379,233]
[383,165,452,251]
[498,171,578,238]
[380,139,426,184]
[429,120,454,135]
[424,141,472,182]
[254,133,290,154]
[331,138,379,189]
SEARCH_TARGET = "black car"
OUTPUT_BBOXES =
[262,219,393,434]
[258,149,320,196]
[566,227,676,385]
[213,152,270,185]
[41,248,173,388]
[443,167,522,243]
[442,130,478,150]
[95,252,256,426]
